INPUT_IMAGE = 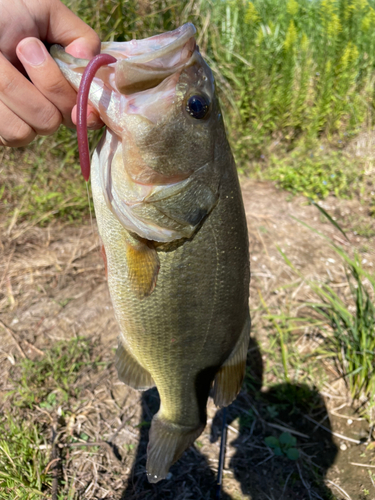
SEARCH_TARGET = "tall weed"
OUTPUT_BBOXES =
[200,0,375,164]
[311,250,375,404]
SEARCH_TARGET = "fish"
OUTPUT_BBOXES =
[51,23,250,483]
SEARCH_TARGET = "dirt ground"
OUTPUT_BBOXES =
[1,177,375,499]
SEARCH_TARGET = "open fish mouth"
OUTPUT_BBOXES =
[51,23,199,125]
[103,23,197,95]
[51,23,218,243]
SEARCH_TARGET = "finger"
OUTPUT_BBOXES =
[71,105,104,130]
[45,1,103,129]
[0,51,62,136]
[17,37,102,129]
[0,100,36,147]
[47,0,101,59]
[17,38,76,128]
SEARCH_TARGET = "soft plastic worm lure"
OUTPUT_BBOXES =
[76,53,117,181]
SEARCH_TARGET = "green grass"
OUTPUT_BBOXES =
[0,337,105,499]
[9,337,97,409]
[255,200,375,420]
[267,146,365,199]
[276,209,375,419]
[204,0,375,156]
[309,249,375,404]
[258,300,322,388]
[0,415,51,499]
[1,139,91,227]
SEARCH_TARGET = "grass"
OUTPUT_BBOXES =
[258,306,325,393]
[0,415,51,500]
[0,337,105,500]
[273,207,375,421]
[1,139,91,228]
[309,249,375,405]
[9,337,95,409]
[251,198,375,423]
[204,0,375,155]
[267,145,365,199]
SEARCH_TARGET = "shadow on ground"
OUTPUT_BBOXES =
[119,337,337,500]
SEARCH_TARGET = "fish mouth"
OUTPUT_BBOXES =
[102,23,197,95]
[51,23,201,125]
[105,23,200,125]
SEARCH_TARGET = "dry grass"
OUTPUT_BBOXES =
[1,151,375,498]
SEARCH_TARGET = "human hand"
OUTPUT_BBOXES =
[0,0,103,147]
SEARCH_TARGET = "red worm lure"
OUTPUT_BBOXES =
[77,54,117,181]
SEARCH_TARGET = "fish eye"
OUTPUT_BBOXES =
[186,95,210,119]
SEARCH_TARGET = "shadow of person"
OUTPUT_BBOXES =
[120,386,232,500]
[211,337,339,499]
[120,337,338,499]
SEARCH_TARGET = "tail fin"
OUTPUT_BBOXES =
[146,413,204,483]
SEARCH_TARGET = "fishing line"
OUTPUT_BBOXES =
[85,180,94,236]
[215,406,228,499]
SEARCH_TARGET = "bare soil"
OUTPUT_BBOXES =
[1,177,375,500]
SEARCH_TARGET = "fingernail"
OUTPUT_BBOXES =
[66,37,100,59]
[87,112,98,128]
[18,39,46,66]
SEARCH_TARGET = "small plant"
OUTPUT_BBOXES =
[265,432,299,460]
[310,250,375,402]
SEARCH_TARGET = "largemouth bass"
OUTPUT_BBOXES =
[51,23,250,483]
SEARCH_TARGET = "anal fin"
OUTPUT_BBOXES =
[115,336,155,391]
[213,313,251,408]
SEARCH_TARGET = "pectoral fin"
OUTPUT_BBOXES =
[126,239,160,298]
[212,314,251,408]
